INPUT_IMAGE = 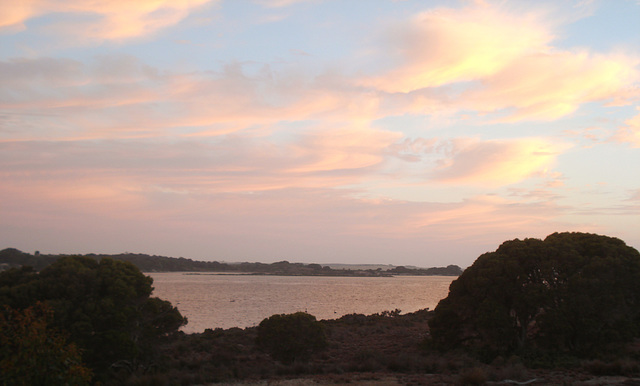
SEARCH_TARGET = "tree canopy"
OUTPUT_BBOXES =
[428,232,640,359]
[0,256,186,381]
[0,302,92,385]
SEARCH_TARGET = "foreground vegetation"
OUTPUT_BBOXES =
[0,257,186,384]
[2,232,640,385]
[117,309,640,385]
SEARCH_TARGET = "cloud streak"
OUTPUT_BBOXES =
[362,5,552,93]
[0,0,214,41]
[615,108,640,148]
[430,138,570,187]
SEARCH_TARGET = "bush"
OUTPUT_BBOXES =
[256,312,327,364]
[457,366,487,385]
[584,358,640,376]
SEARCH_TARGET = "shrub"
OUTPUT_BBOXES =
[256,312,327,364]
[457,366,487,385]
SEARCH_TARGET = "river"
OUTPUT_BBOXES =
[148,273,455,333]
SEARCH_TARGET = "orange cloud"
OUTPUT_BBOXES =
[431,138,570,187]
[0,1,35,32]
[464,51,639,121]
[0,0,213,41]
[360,3,639,122]
[361,5,552,93]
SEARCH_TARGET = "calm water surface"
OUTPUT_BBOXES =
[149,273,454,333]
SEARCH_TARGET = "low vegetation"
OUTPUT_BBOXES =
[1,232,640,385]
[256,312,327,364]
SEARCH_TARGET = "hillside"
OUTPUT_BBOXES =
[0,248,462,277]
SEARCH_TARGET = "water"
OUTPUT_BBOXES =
[148,273,455,333]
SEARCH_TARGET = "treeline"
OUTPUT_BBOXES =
[0,248,462,276]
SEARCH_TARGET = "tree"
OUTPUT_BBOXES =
[428,232,640,359]
[0,256,187,380]
[0,302,92,385]
[256,312,327,364]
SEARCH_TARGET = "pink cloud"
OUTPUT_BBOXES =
[0,158,573,266]
[0,0,214,41]
[0,57,389,142]
[285,127,401,174]
[0,137,627,266]
[614,108,640,148]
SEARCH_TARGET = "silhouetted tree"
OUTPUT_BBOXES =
[429,232,640,359]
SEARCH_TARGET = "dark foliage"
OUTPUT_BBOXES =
[429,232,640,360]
[0,302,93,385]
[0,248,462,277]
[256,312,327,364]
[0,256,186,382]
[388,264,463,276]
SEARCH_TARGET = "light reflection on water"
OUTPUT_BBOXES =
[148,273,454,333]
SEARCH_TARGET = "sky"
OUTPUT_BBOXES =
[1,0,639,268]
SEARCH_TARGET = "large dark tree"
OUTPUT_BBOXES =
[0,256,186,380]
[428,232,640,359]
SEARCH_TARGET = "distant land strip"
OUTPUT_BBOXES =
[0,248,462,277]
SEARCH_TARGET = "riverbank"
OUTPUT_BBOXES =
[117,309,640,385]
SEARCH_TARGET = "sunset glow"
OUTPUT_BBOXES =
[1,0,638,267]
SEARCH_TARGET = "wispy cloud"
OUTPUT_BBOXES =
[361,4,552,93]
[614,108,640,147]
[0,0,214,41]
[464,51,639,121]
[253,0,313,8]
[360,3,639,122]
[429,138,570,187]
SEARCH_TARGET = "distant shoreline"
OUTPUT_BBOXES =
[171,271,452,278]
[0,248,463,277]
